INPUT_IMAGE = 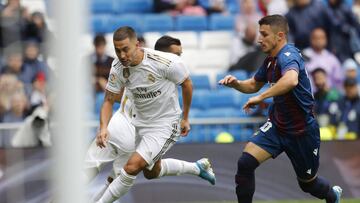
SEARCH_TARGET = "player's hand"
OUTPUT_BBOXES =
[96,129,109,148]
[180,119,191,137]
[243,95,263,114]
[218,75,239,88]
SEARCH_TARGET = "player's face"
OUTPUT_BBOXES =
[113,37,139,66]
[258,24,278,54]
[169,45,182,56]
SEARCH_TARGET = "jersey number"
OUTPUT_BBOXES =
[260,121,272,132]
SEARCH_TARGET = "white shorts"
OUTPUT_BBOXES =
[84,110,136,176]
[135,119,181,170]
[84,140,131,176]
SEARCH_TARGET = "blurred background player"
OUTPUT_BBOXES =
[219,15,342,203]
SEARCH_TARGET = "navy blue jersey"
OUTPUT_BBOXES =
[254,44,315,135]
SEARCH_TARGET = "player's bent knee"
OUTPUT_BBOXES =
[143,170,158,180]
[124,161,146,175]
[235,152,260,184]
[143,161,161,179]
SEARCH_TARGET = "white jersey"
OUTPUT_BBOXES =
[106,48,189,126]
[116,89,133,122]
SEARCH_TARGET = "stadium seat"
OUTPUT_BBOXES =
[113,0,153,14]
[206,90,238,108]
[175,15,207,31]
[199,31,233,49]
[165,31,199,48]
[216,70,248,84]
[208,14,235,31]
[143,14,174,33]
[198,108,243,118]
[111,14,143,33]
[91,14,112,33]
[91,0,114,14]
[191,89,211,109]
[226,0,240,14]
[191,74,211,90]
[192,48,230,72]
[143,32,162,49]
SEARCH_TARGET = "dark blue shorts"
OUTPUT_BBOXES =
[249,120,321,180]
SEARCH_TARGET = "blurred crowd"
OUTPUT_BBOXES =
[154,0,360,140]
[0,0,360,142]
[0,0,51,125]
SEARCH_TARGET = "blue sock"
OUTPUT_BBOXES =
[235,152,259,203]
[298,176,336,203]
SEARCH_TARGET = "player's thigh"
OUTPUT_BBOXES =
[284,121,320,181]
[107,110,136,153]
[136,120,180,171]
[247,120,283,163]
[84,139,118,170]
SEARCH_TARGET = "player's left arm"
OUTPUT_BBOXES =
[165,59,192,136]
[180,77,193,136]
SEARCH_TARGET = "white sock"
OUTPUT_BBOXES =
[158,158,200,177]
[97,168,136,203]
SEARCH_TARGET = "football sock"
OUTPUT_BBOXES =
[235,152,260,203]
[298,176,336,202]
[97,168,136,203]
[158,158,200,177]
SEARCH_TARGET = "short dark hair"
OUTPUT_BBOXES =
[259,14,289,35]
[154,35,181,52]
[93,35,106,46]
[113,26,137,42]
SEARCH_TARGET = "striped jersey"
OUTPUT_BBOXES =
[106,48,190,127]
[254,44,316,135]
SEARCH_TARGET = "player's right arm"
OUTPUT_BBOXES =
[97,58,124,148]
[97,89,123,148]
[218,76,265,93]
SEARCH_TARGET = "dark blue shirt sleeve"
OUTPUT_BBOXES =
[254,64,267,82]
[280,55,300,75]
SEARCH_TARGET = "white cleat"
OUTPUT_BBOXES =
[332,185,342,203]
[196,158,216,185]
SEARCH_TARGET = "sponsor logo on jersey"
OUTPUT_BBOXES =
[148,74,156,83]
[133,90,162,99]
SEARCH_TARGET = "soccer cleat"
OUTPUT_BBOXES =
[332,185,342,203]
[196,158,216,185]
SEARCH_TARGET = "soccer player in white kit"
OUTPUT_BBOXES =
[85,31,215,202]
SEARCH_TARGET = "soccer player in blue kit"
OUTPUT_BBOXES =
[219,15,342,203]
